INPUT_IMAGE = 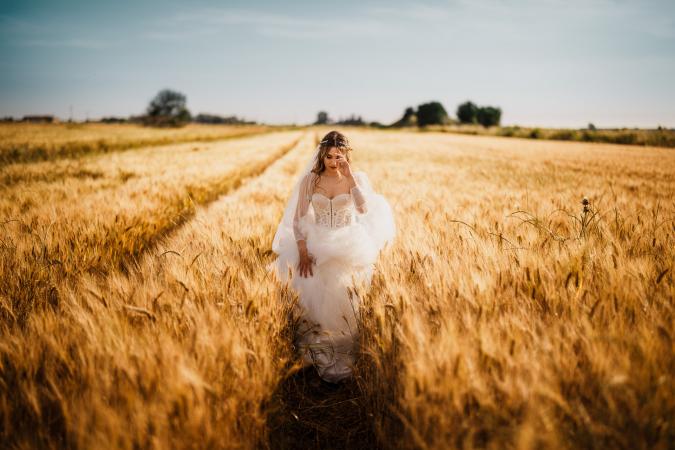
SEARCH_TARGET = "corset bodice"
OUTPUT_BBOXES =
[311,193,355,229]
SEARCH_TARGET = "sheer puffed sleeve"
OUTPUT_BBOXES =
[352,171,396,251]
[293,172,315,241]
[350,174,367,214]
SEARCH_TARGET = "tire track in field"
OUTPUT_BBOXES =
[69,132,318,448]
[0,132,302,329]
[113,133,305,274]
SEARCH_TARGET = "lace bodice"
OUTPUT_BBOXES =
[293,171,369,241]
[312,193,355,229]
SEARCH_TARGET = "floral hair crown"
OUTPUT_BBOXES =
[319,138,349,146]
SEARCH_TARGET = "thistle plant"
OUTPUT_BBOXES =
[579,196,595,239]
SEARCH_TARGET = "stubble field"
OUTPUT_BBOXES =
[0,123,673,449]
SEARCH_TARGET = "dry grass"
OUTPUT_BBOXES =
[349,130,674,449]
[1,131,313,449]
[0,126,673,449]
[0,130,303,326]
[0,122,281,165]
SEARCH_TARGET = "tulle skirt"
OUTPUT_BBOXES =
[271,195,395,383]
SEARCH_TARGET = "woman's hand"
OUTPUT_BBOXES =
[297,248,315,277]
[336,155,355,182]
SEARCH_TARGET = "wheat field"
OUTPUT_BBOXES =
[0,125,673,449]
[0,123,276,165]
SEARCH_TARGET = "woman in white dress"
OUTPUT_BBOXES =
[271,130,395,383]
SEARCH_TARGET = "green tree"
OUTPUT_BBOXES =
[391,106,417,127]
[144,89,191,127]
[314,111,331,125]
[457,101,479,124]
[476,106,501,128]
[416,101,448,127]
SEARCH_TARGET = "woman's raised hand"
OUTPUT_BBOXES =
[337,155,354,180]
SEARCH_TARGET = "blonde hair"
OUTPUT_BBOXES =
[311,130,353,190]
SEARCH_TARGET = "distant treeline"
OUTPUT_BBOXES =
[315,99,675,148]
[192,114,256,125]
[5,88,673,148]
[1,115,60,123]
[97,114,255,125]
[137,89,258,127]
[315,100,502,129]
[313,111,380,128]
[0,112,256,126]
[0,89,256,127]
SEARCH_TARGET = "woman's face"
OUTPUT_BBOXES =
[323,147,345,174]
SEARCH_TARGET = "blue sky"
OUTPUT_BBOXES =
[1,0,674,127]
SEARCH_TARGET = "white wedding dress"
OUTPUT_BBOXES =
[271,167,395,383]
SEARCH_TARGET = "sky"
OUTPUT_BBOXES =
[1,0,674,128]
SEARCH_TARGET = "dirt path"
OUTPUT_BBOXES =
[265,365,377,449]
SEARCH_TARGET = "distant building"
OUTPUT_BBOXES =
[22,115,58,123]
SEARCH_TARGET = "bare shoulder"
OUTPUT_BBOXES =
[304,172,319,191]
[304,171,318,183]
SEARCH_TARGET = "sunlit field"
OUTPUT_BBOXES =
[1,126,672,449]
[0,122,278,165]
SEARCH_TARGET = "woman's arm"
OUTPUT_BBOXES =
[338,156,368,214]
[349,173,367,214]
[293,173,315,277]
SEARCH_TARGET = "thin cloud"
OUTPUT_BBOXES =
[14,39,115,49]
[146,7,390,40]
[365,3,454,21]
[1,14,120,49]
[0,14,42,34]
[141,28,221,42]
[365,0,675,39]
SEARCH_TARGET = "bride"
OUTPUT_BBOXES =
[271,130,396,383]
